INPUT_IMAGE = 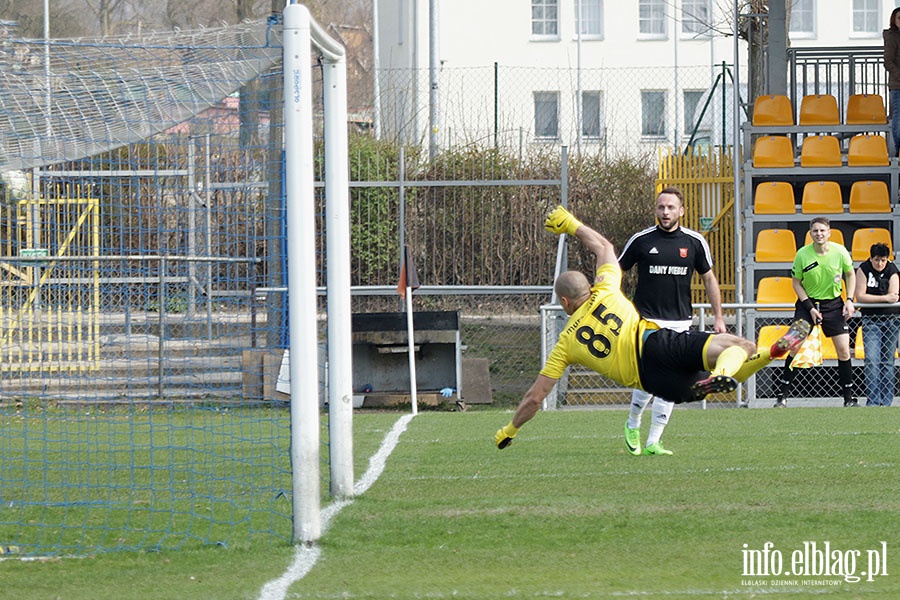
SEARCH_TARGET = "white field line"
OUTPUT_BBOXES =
[257,413,415,600]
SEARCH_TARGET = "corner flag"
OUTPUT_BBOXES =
[396,245,420,299]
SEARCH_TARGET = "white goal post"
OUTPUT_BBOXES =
[283,1,352,544]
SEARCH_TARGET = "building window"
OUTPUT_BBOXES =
[639,0,667,37]
[851,0,879,34]
[789,0,815,37]
[575,0,603,38]
[532,0,559,38]
[683,90,706,135]
[682,0,711,37]
[534,91,559,139]
[642,90,666,138]
[582,91,604,139]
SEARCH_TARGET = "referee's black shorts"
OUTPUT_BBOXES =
[793,296,850,338]
[637,328,714,404]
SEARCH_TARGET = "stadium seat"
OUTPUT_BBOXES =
[800,135,841,167]
[756,276,797,309]
[803,228,845,247]
[754,181,796,214]
[755,229,797,262]
[851,228,893,260]
[753,136,794,168]
[798,94,840,126]
[752,94,794,126]
[848,134,889,166]
[846,93,887,125]
[800,180,843,213]
[757,324,791,350]
[849,180,891,213]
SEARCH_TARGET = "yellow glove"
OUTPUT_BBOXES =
[495,422,519,449]
[544,205,583,236]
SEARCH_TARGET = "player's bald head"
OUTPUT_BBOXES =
[555,271,591,314]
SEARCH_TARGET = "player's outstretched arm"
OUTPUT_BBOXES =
[545,205,616,268]
[495,374,557,449]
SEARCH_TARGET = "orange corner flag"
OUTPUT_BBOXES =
[396,245,421,300]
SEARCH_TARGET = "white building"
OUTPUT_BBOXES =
[375,0,891,156]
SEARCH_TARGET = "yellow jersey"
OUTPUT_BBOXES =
[541,263,653,389]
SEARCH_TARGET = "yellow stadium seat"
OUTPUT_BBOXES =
[846,94,887,125]
[804,228,845,247]
[757,324,790,350]
[848,134,889,166]
[851,228,893,261]
[801,180,843,213]
[754,181,796,214]
[799,94,840,125]
[800,135,841,167]
[753,136,794,168]
[849,180,891,213]
[752,94,794,126]
[756,276,797,309]
[821,334,838,360]
[756,229,797,262]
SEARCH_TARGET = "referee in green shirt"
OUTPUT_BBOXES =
[774,217,858,407]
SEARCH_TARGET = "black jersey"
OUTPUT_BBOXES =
[858,259,900,316]
[618,225,714,321]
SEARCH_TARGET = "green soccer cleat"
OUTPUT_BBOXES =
[770,319,812,359]
[643,442,673,456]
[624,424,641,455]
[690,374,738,401]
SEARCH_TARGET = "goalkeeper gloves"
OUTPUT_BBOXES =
[544,205,583,236]
[495,422,519,449]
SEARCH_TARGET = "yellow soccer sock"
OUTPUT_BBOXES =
[732,347,774,383]
[711,346,749,378]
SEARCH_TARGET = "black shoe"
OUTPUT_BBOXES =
[690,374,738,401]
[773,397,787,408]
[844,399,859,407]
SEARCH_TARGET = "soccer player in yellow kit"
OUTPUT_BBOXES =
[495,206,810,449]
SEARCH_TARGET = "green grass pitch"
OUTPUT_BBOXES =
[3,407,898,599]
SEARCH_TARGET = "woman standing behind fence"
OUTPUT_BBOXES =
[854,243,900,406]
[883,7,900,157]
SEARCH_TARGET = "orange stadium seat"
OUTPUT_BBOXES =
[846,94,887,125]
[753,136,795,168]
[849,180,891,213]
[801,180,843,213]
[848,134,889,166]
[756,277,797,309]
[799,94,840,126]
[800,135,841,167]
[851,228,893,261]
[754,181,796,214]
[757,324,791,350]
[803,228,845,247]
[752,94,794,126]
[755,229,797,262]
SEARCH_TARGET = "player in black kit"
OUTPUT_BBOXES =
[618,186,727,455]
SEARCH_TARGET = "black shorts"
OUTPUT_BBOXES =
[793,297,850,338]
[637,328,714,404]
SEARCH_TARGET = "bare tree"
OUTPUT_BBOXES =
[0,0,89,38]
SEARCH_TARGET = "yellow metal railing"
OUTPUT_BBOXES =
[1,184,100,374]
